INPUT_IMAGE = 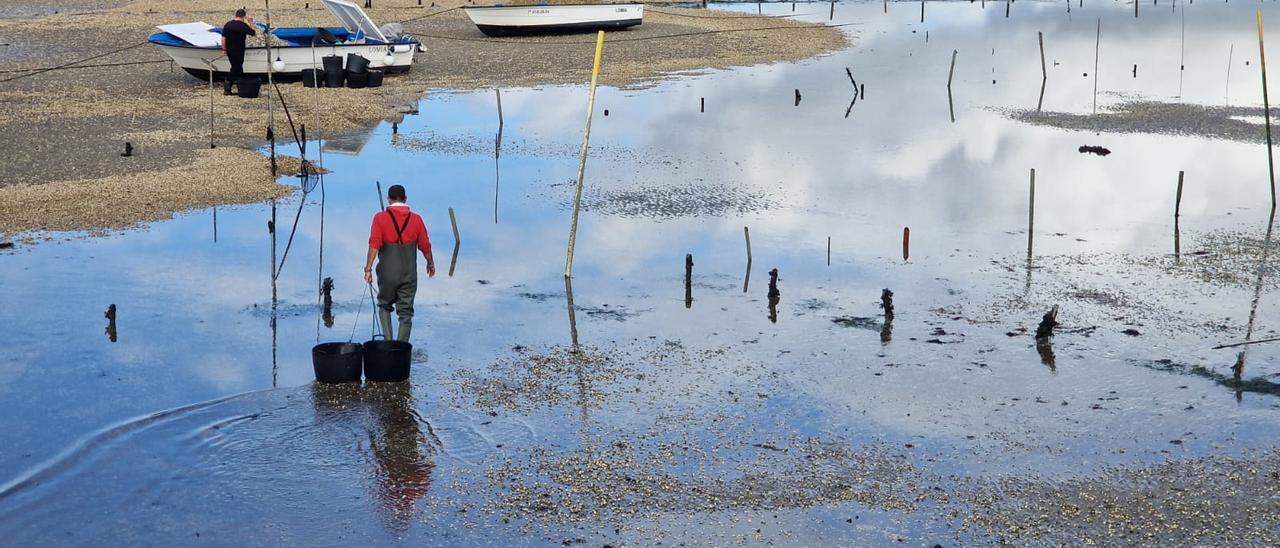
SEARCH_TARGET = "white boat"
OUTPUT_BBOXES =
[148,0,420,81]
[463,4,643,37]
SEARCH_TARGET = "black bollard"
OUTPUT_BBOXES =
[794,89,801,106]
[700,97,705,112]
[121,142,133,157]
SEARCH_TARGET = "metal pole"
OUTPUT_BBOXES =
[565,31,606,279]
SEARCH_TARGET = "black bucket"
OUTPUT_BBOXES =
[312,342,363,383]
[367,69,384,88]
[322,54,343,72]
[324,68,345,88]
[237,77,261,98]
[345,53,370,74]
[346,70,369,89]
[363,339,411,382]
[302,68,321,88]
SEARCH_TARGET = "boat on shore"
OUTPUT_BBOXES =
[148,0,420,82]
[463,4,644,37]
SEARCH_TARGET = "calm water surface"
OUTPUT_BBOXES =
[3,1,1280,544]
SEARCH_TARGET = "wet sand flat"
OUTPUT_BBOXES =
[0,0,845,238]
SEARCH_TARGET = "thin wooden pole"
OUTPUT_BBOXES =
[744,226,753,263]
[208,62,215,149]
[1039,31,1047,80]
[1028,168,1036,259]
[448,206,460,245]
[496,88,503,129]
[1259,10,1277,207]
[565,31,606,279]
[1093,19,1101,114]
[921,0,925,23]
[948,49,957,88]
[1175,171,1185,217]
[948,49,957,123]
[1227,43,1234,106]
[266,0,276,176]
[826,236,831,266]
[685,253,693,308]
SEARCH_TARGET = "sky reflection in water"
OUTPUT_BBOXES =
[3,1,1280,544]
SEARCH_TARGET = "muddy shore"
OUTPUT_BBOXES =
[0,0,847,236]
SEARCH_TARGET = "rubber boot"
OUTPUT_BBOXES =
[397,320,411,343]
[378,309,394,340]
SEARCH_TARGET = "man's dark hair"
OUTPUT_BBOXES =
[235,8,247,17]
[388,184,406,201]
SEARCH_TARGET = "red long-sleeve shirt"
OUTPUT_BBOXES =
[368,204,432,255]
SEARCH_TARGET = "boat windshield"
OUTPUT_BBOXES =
[322,0,387,43]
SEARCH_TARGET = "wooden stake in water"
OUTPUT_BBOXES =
[921,0,925,23]
[448,206,460,245]
[947,49,958,122]
[565,31,606,279]
[1175,170,1185,218]
[1093,19,1101,114]
[1259,10,1277,207]
[496,88,503,129]
[827,236,831,266]
[1027,168,1036,259]
[685,253,694,308]
[1227,43,1235,106]
[744,226,753,264]
[1039,31,1047,80]
[902,227,910,261]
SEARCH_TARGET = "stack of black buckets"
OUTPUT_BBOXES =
[302,53,385,89]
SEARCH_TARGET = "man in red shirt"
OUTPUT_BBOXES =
[364,185,435,342]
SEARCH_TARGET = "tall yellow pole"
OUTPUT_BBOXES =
[1259,10,1276,208]
[565,31,605,279]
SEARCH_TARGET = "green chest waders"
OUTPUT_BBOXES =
[376,210,419,342]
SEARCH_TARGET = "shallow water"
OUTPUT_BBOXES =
[4,0,1280,544]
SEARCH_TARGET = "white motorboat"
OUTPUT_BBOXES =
[463,4,643,37]
[148,0,420,81]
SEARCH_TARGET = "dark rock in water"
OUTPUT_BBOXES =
[0,242,13,249]
[832,316,880,330]
[1121,328,1141,336]
[1079,145,1111,156]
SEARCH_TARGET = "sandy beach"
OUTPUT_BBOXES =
[0,0,847,237]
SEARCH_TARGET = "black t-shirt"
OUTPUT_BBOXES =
[221,20,256,52]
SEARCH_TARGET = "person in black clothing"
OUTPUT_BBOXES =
[221,9,257,96]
